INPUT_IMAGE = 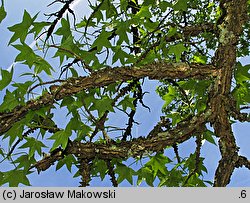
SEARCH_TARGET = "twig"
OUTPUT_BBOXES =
[106,160,118,187]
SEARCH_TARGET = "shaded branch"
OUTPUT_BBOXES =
[43,0,76,43]
[78,158,92,187]
[235,156,250,170]
[31,110,211,172]
[106,160,118,187]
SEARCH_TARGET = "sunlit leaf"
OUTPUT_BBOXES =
[168,43,187,62]
[0,68,13,90]
[8,10,34,44]
[145,154,171,176]
[0,3,7,23]
[49,130,72,151]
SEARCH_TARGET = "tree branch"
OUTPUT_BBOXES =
[31,110,211,172]
[0,62,217,136]
[235,156,250,171]
[210,0,248,187]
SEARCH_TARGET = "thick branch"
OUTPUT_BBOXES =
[0,62,217,135]
[211,0,248,187]
[32,110,211,172]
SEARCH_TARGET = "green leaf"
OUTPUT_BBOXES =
[69,67,79,77]
[232,63,250,106]
[232,83,250,107]
[118,95,136,111]
[115,163,136,185]
[0,68,13,90]
[13,155,36,172]
[49,130,72,151]
[116,20,130,45]
[8,10,34,44]
[76,123,92,141]
[162,86,176,108]
[66,117,83,132]
[13,43,37,67]
[34,56,54,76]
[29,21,50,38]
[0,89,20,112]
[61,96,75,108]
[91,159,108,181]
[92,30,112,51]
[168,43,187,62]
[1,169,31,187]
[104,0,117,18]
[159,1,172,12]
[184,173,207,186]
[76,16,95,28]
[167,27,177,38]
[144,19,158,32]
[112,46,131,65]
[142,0,156,6]
[19,137,47,158]
[56,155,76,172]
[0,3,7,23]
[135,6,152,19]
[173,0,188,11]
[12,81,34,97]
[235,63,250,84]
[193,54,207,64]
[159,168,184,186]
[120,0,129,12]
[137,167,155,186]
[184,154,206,175]
[0,172,3,186]
[55,17,72,41]
[203,130,217,145]
[13,43,54,75]
[145,154,171,176]
[90,96,115,117]
[3,121,24,146]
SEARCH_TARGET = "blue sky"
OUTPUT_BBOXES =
[0,0,250,187]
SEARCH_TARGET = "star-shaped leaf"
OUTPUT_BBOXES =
[137,166,155,186]
[145,154,172,176]
[1,170,31,187]
[115,163,136,185]
[0,67,13,91]
[118,95,136,111]
[13,155,36,172]
[8,10,34,44]
[168,43,187,62]
[48,130,71,151]
[19,137,47,158]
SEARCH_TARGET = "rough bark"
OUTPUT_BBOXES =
[210,0,248,186]
[32,110,211,173]
[0,62,217,135]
